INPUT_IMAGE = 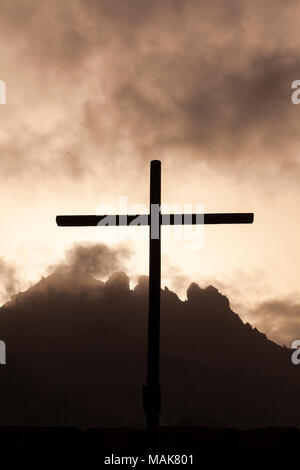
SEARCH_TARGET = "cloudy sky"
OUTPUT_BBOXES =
[1,0,300,345]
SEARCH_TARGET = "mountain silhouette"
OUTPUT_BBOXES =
[0,270,299,428]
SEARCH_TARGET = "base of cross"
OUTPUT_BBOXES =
[143,384,161,429]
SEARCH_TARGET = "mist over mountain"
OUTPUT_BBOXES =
[0,270,299,429]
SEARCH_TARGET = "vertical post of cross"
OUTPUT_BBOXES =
[143,160,161,430]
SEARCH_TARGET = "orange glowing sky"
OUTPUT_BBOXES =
[1,0,300,346]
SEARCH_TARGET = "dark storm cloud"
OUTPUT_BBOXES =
[1,0,300,181]
[49,242,131,277]
[107,52,299,164]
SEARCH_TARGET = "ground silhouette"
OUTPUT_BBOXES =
[0,270,299,430]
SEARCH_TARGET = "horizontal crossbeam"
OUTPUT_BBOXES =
[56,213,254,226]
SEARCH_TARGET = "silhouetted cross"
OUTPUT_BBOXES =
[56,160,254,430]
